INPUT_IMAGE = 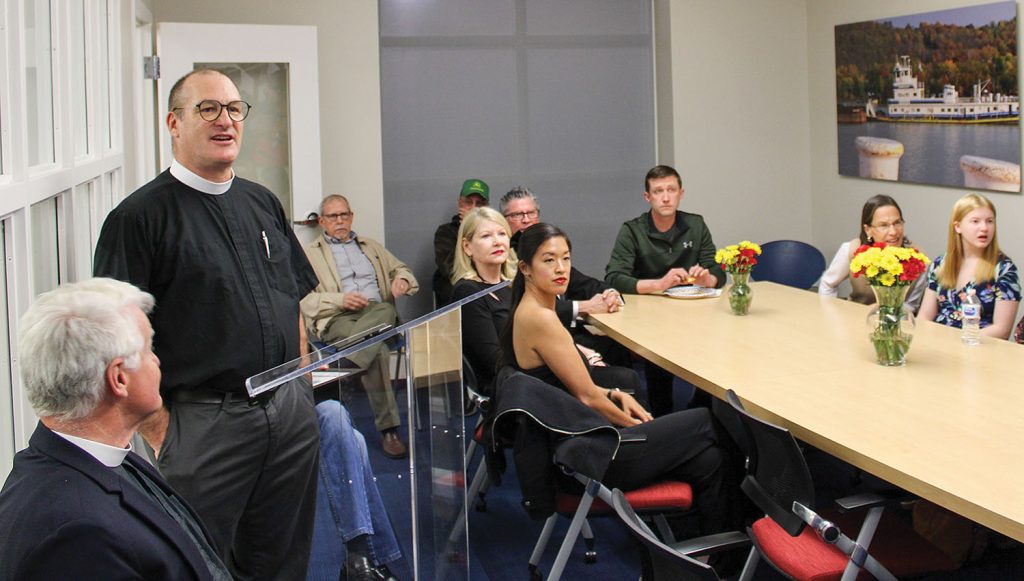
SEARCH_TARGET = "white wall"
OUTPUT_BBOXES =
[153,1,387,241]
[150,0,1024,279]
[154,1,816,252]
[807,0,1024,278]
[660,0,813,248]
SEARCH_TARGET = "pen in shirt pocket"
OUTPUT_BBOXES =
[261,230,271,258]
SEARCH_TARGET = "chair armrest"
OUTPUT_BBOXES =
[834,489,913,512]
[669,531,750,558]
[467,389,490,411]
[619,432,648,444]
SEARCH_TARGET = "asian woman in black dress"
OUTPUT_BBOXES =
[499,223,732,534]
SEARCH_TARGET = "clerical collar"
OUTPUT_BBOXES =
[325,232,358,244]
[170,159,234,195]
[53,430,132,468]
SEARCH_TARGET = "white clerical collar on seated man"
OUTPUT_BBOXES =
[170,158,234,195]
[53,430,132,468]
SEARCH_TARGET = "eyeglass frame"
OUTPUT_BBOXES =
[172,99,252,122]
[320,212,353,222]
[868,218,905,231]
[504,209,540,222]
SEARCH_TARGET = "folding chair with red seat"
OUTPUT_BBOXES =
[611,488,750,581]
[725,390,958,581]
[488,368,701,581]
[527,474,696,580]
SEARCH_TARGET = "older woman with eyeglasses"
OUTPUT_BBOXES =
[819,195,926,313]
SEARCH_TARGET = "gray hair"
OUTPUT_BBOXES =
[319,194,350,216]
[18,278,155,421]
[499,186,538,214]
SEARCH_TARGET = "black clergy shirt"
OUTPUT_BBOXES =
[94,170,318,394]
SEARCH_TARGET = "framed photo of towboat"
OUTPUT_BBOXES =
[835,1,1020,193]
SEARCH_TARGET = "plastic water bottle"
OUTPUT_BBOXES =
[961,289,981,346]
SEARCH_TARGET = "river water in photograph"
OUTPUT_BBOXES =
[837,122,1019,190]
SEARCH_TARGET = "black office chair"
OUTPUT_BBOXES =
[749,240,826,290]
[461,356,493,512]
[725,390,957,581]
[488,370,697,581]
[610,488,749,581]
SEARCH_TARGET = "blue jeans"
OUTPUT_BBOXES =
[307,401,401,581]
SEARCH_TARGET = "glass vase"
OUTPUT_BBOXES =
[728,271,752,315]
[866,285,915,366]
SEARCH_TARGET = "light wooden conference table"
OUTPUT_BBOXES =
[588,281,1024,543]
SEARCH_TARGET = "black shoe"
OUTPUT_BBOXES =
[342,555,398,581]
[373,564,398,581]
[381,430,407,459]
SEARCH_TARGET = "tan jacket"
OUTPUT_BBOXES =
[301,234,419,336]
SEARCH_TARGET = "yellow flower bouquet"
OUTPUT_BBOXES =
[849,243,929,287]
[714,241,762,274]
[715,241,762,315]
[850,243,930,366]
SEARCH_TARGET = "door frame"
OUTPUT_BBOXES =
[155,22,323,218]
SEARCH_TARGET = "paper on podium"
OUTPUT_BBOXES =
[245,323,392,398]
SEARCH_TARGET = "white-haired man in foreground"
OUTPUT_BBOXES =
[0,278,229,581]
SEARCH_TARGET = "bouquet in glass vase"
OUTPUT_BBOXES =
[715,241,762,315]
[850,243,930,366]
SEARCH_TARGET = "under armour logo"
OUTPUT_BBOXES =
[681,241,693,249]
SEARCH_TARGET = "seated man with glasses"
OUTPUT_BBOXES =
[302,194,418,459]
[500,186,630,367]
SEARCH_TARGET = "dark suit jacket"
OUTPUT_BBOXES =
[0,423,215,580]
[558,266,612,326]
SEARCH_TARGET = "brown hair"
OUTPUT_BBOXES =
[859,194,904,245]
[644,165,682,192]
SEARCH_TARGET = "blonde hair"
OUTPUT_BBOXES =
[451,207,518,283]
[937,193,1001,288]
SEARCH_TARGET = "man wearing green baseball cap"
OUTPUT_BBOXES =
[433,178,490,304]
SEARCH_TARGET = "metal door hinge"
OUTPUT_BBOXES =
[143,56,160,80]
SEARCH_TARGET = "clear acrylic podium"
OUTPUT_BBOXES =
[248,282,508,580]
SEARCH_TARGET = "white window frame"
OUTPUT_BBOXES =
[0,0,135,475]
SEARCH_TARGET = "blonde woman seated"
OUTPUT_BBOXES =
[918,193,1020,338]
[450,208,638,396]
[819,194,926,313]
[499,222,731,534]
[449,207,518,390]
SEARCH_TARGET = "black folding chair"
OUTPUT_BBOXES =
[725,390,956,581]
[611,488,749,581]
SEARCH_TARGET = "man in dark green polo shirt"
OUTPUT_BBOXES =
[605,165,724,416]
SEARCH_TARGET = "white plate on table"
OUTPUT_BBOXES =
[664,286,722,300]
